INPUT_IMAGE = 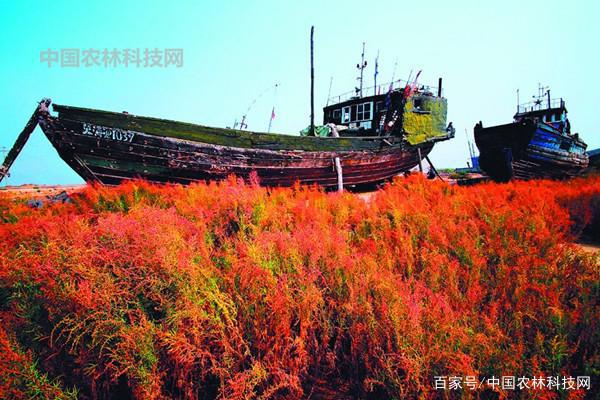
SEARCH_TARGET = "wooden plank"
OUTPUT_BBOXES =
[0,108,39,183]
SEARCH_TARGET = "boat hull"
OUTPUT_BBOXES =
[588,149,600,172]
[474,120,588,181]
[38,106,434,187]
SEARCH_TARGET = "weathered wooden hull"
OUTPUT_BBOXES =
[37,104,434,187]
[474,120,588,182]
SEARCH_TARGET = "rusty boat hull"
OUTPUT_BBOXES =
[36,104,435,187]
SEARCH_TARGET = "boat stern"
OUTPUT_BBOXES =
[402,95,454,145]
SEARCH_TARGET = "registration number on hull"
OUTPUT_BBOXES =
[82,122,136,143]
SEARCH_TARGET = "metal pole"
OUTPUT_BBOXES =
[437,78,442,97]
[417,147,423,172]
[330,125,343,192]
[310,26,315,136]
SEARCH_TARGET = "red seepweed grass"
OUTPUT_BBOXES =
[0,175,598,399]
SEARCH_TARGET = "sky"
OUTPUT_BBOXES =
[0,0,598,185]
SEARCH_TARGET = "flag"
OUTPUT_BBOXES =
[267,107,276,133]
[411,70,422,94]
[404,70,422,97]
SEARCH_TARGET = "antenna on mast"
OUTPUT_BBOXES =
[391,60,398,82]
[355,42,367,97]
[237,83,279,131]
[465,128,473,159]
[326,76,333,107]
[533,83,549,110]
[373,50,379,96]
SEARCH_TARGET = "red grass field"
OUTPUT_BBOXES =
[0,175,598,399]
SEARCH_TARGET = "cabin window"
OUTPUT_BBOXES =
[357,102,372,121]
[414,98,423,109]
[351,105,357,121]
[333,109,341,121]
[376,101,384,112]
[342,106,351,123]
[542,115,547,122]
[357,104,365,120]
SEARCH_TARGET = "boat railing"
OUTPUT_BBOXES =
[327,79,441,105]
[517,98,564,114]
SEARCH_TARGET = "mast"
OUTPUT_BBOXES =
[373,50,379,96]
[356,42,367,97]
[310,26,315,136]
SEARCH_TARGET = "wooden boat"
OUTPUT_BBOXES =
[0,80,454,188]
[474,91,588,182]
[588,148,600,173]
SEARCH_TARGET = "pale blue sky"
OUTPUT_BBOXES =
[0,0,598,185]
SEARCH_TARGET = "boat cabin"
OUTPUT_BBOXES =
[322,80,446,138]
[514,97,571,135]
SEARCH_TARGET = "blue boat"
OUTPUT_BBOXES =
[474,89,588,181]
[588,148,600,173]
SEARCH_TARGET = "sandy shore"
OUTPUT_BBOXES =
[0,184,85,198]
